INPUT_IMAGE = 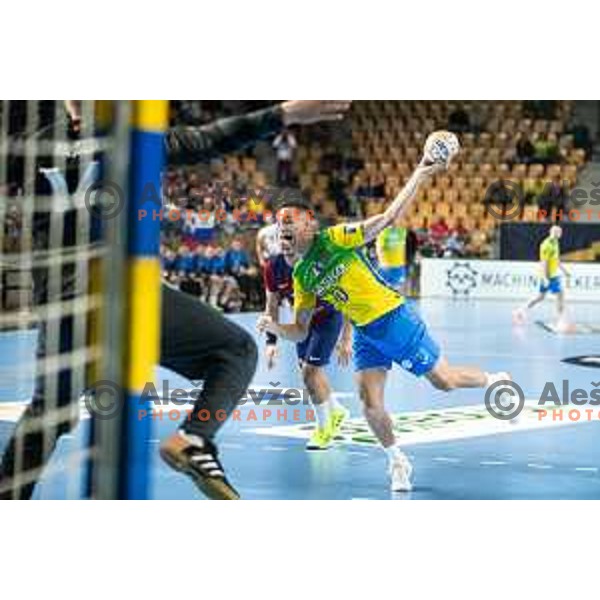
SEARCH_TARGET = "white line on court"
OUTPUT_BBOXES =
[251,398,595,447]
[221,442,244,450]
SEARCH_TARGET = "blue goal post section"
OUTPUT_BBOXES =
[88,101,168,500]
[0,100,167,499]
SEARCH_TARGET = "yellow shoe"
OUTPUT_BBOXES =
[329,406,349,439]
[306,425,334,451]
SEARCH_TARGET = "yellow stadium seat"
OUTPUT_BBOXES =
[444,189,459,204]
[471,176,486,190]
[315,174,329,191]
[479,132,492,148]
[571,148,586,166]
[459,188,476,204]
[512,164,527,178]
[480,163,494,177]
[436,202,451,218]
[469,203,486,218]
[519,119,532,133]
[462,133,476,148]
[242,157,257,173]
[453,202,468,218]
[529,164,545,178]
[252,171,267,186]
[299,174,314,190]
[437,175,452,190]
[462,163,476,176]
[471,148,485,164]
[427,188,442,203]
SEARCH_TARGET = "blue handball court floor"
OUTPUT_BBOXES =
[2,298,600,500]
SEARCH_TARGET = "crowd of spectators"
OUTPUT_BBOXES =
[407,216,491,260]
[0,101,592,314]
[159,166,273,312]
[160,100,596,310]
[161,236,262,313]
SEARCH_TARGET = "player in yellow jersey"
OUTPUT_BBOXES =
[258,152,510,492]
[513,225,570,325]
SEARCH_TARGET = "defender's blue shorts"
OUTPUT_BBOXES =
[540,276,562,294]
[379,265,407,288]
[297,311,344,367]
[353,302,440,376]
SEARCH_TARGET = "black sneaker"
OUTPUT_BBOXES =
[159,432,240,500]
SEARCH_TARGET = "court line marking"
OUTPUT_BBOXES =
[0,381,340,422]
[221,442,244,450]
[432,456,461,463]
[249,399,600,448]
[535,321,600,336]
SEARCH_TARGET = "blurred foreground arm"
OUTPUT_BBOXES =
[166,101,351,164]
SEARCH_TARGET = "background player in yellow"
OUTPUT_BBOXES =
[258,139,510,493]
[513,225,571,326]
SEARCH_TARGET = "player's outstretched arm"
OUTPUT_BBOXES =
[167,101,351,165]
[263,289,280,323]
[256,229,267,268]
[262,290,281,368]
[360,160,441,244]
[560,262,571,277]
[257,309,313,343]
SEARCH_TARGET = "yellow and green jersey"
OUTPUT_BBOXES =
[539,235,560,278]
[376,226,407,268]
[293,224,404,327]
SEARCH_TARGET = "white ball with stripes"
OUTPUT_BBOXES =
[423,131,460,166]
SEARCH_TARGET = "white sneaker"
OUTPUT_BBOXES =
[486,371,512,386]
[389,452,413,492]
[555,314,576,334]
[486,372,519,422]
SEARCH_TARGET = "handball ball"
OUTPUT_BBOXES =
[423,131,460,166]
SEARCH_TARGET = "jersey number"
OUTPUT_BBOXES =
[330,287,348,303]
